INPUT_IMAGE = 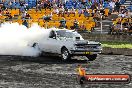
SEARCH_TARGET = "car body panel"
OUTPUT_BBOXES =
[37,29,102,57]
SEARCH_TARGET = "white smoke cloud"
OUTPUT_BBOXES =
[0,22,51,57]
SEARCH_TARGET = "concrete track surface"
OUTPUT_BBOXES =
[0,55,131,88]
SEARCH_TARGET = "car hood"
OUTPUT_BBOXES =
[59,37,101,45]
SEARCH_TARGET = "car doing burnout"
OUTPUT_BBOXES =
[34,29,102,61]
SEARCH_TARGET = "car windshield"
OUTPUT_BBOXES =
[56,30,74,38]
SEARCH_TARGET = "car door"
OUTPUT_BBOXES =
[48,31,62,54]
[44,30,60,53]
[38,30,55,53]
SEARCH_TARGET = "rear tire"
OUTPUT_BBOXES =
[86,54,97,61]
[61,48,71,61]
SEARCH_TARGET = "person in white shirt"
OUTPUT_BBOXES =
[59,6,65,16]
[109,0,115,9]
[21,11,27,19]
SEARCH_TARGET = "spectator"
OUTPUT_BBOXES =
[83,8,90,17]
[37,1,42,10]
[53,7,59,14]
[59,17,66,28]
[47,1,52,10]
[43,1,48,9]
[81,0,87,6]
[78,8,83,17]
[122,19,129,32]
[5,9,10,16]
[118,11,125,18]
[24,2,29,10]
[73,19,79,30]
[118,6,128,18]
[7,13,12,20]
[9,1,12,9]
[91,2,98,10]
[21,11,27,19]
[20,6,25,13]
[1,4,6,10]
[80,23,86,31]
[22,20,28,28]
[109,0,115,13]
[58,6,65,17]
[58,1,63,8]
[0,7,2,16]
[64,7,69,15]
[99,1,104,15]
[94,10,101,21]
[114,18,122,31]
[72,0,77,8]
[52,1,58,8]
[120,6,128,14]
[20,1,24,7]
[114,0,121,12]
[68,7,76,17]
[25,13,31,19]
[128,23,132,32]
[87,0,92,8]
[43,14,52,22]
[125,9,132,18]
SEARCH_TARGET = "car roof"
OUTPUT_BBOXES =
[50,28,75,32]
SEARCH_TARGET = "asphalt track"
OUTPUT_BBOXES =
[0,55,131,88]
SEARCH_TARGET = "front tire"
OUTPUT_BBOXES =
[86,54,97,61]
[61,48,71,61]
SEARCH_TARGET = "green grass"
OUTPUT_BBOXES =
[101,41,132,49]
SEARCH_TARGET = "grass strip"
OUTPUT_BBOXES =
[101,41,132,49]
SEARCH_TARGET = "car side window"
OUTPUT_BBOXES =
[49,31,56,38]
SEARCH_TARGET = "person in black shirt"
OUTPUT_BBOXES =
[128,18,132,31]
[122,19,128,26]
[59,18,66,28]
[129,23,132,31]
[122,19,129,33]
[114,0,121,12]
[20,2,24,7]
[25,13,31,19]
[22,20,28,28]
[73,19,79,30]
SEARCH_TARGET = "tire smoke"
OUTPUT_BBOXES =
[0,22,51,57]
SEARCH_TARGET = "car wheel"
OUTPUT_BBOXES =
[61,48,71,61]
[86,54,97,61]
